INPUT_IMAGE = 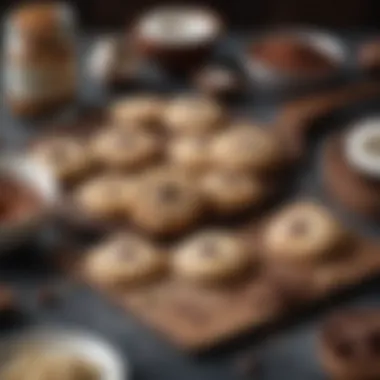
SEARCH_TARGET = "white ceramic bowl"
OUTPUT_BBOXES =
[243,28,348,91]
[0,153,58,250]
[134,6,223,72]
[344,117,380,179]
[0,327,127,380]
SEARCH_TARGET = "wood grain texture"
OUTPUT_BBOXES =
[77,220,380,351]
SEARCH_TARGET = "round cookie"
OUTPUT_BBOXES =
[91,128,161,169]
[167,136,211,174]
[172,231,252,283]
[163,95,225,135]
[262,201,349,264]
[130,169,203,235]
[85,233,166,287]
[210,124,284,173]
[74,174,136,219]
[344,118,380,178]
[319,310,380,380]
[31,137,91,182]
[200,170,265,214]
[110,95,165,127]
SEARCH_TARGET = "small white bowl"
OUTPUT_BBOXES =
[133,6,223,71]
[0,153,59,250]
[0,327,127,380]
[344,117,380,179]
[242,28,348,91]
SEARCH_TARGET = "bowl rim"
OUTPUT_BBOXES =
[241,27,349,87]
[0,326,128,380]
[133,5,224,48]
[344,116,380,179]
[0,152,59,233]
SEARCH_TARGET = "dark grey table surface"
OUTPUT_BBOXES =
[1,31,380,380]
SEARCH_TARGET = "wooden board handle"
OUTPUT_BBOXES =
[275,81,380,158]
[277,80,380,129]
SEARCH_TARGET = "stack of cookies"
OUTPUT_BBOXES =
[28,94,292,290]
[30,94,287,237]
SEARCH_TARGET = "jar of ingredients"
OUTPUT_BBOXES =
[4,2,77,117]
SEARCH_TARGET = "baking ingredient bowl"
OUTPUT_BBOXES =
[0,327,127,380]
[0,153,59,250]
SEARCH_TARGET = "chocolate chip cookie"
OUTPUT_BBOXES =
[85,232,166,287]
[262,201,350,264]
[91,128,161,170]
[210,124,284,173]
[173,230,253,283]
[130,169,203,235]
[163,95,225,135]
[200,170,265,214]
[74,174,135,219]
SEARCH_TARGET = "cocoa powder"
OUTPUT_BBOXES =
[251,35,336,75]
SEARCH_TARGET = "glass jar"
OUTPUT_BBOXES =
[4,2,77,117]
